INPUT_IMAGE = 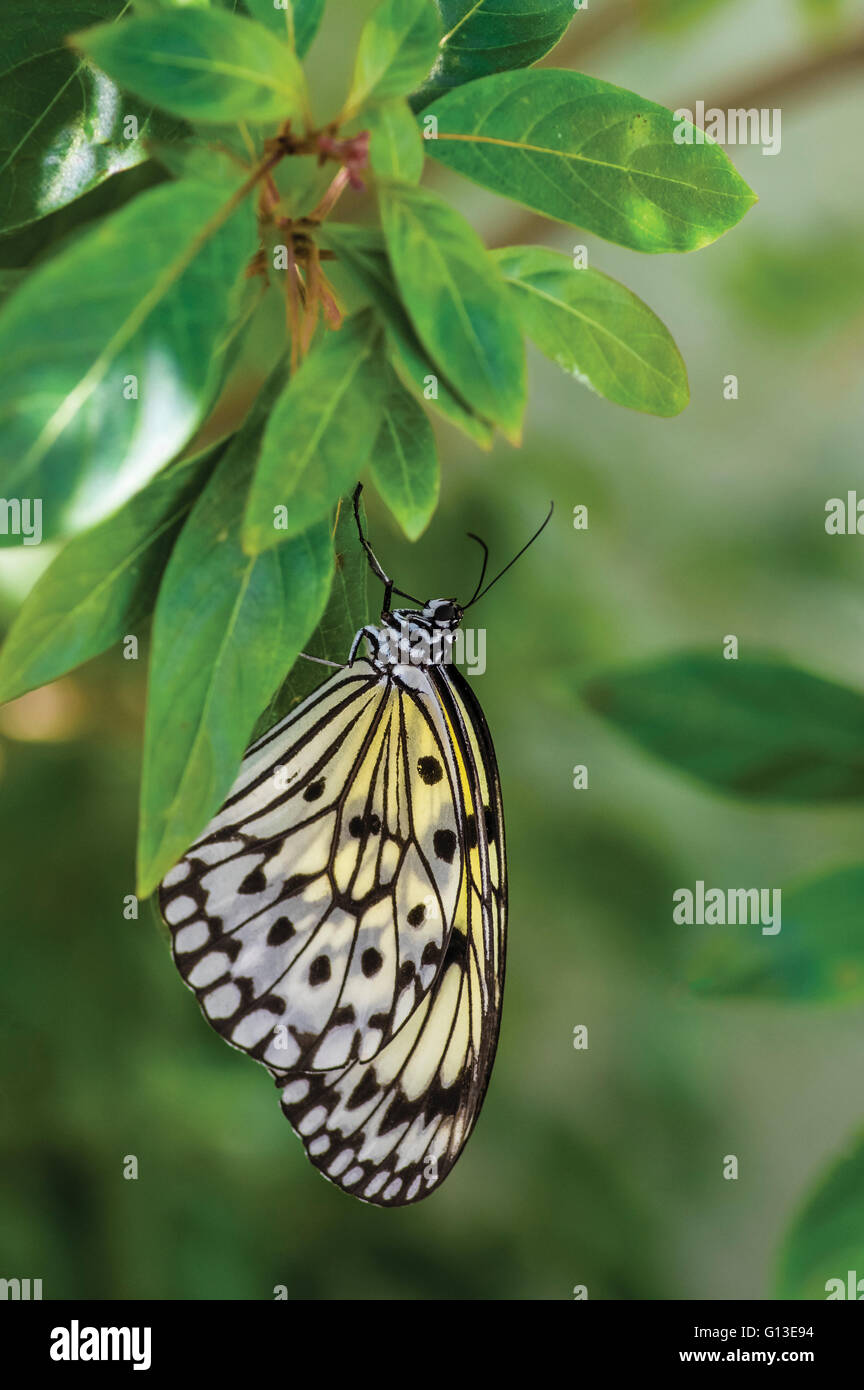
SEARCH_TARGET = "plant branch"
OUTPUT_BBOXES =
[690,28,864,113]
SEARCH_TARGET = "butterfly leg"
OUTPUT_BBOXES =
[348,624,381,665]
[298,652,345,669]
[353,485,394,612]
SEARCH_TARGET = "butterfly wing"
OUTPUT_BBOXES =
[277,663,507,1206]
[159,659,464,1075]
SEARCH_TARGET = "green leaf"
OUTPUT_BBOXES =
[291,0,326,56]
[243,0,325,56]
[372,368,439,539]
[0,270,24,304]
[424,69,757,252]
[412,0,574,109]
[777,1130,864,1299]
[146,137,253,188]
[135,0,211,8]
[584,654,864,801]
[0,2,179,234]
[0,159,167,274]
[348,0,441,110]
[72,10,308,125]
[243,309,387,552]
[253,491,370,738]
[687,864,864,1005]
[137,376,334,897]
[0,178,255,545]
[320,222,494,448]
[366,98,424,183]
[494,245,689,416]
[0,440,226,704]
[378,182,525,439]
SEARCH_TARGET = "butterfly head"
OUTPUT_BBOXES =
[421,598,463,630]
[384,598,463,635]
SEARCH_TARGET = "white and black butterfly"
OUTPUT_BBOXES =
[159,489,550,1206]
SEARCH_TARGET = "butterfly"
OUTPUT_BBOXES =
[159,488,551,1206]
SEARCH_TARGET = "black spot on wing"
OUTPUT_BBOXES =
[309,955,331,985]
[267,917,294,946]
[417,755,443,785]
[361,947,383,977]
[260,995,286,1014]
[347,1070,380,1110]
[349,812,382,838]
[284,872,316,895]
[239,864,267,894]
[381,1075,462,1134]
[433,828,457,863]
[421,941,441,970]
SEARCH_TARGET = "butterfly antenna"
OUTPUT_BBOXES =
[352,484,423,610]
[464,501,554,608]
[465,532,489,606]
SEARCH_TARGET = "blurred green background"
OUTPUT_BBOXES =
[2,0,864,1300]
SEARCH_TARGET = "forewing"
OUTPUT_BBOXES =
[277,664,507,1206]
[159,660,463,1075]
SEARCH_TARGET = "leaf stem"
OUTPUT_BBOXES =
[309,166,352,222]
